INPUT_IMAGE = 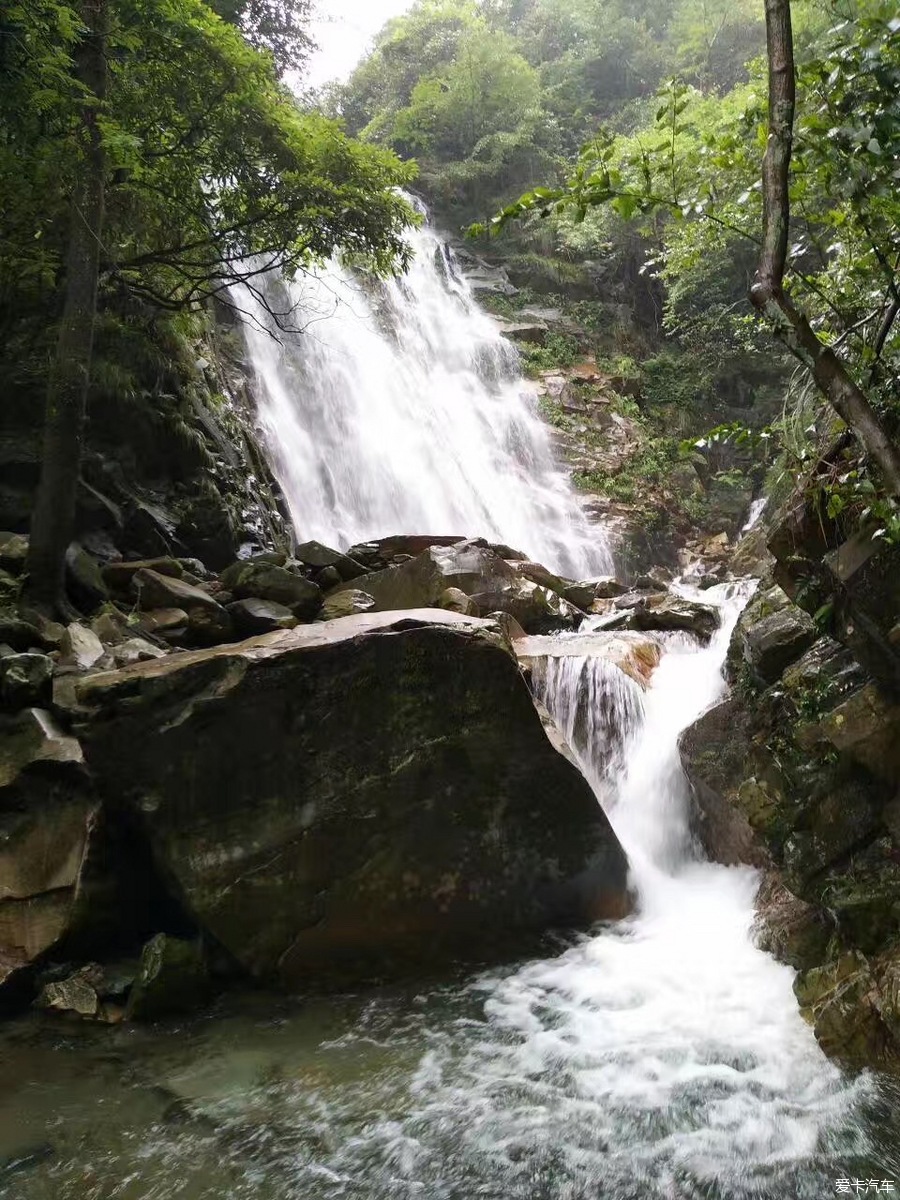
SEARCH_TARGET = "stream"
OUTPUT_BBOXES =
[1,219,898,1199]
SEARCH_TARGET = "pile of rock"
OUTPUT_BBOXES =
[3,531,680,1023]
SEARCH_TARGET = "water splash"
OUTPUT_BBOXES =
[238,220,610,578]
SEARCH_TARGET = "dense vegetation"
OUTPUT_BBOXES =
[336,0,900,544]
[0,0,414,610]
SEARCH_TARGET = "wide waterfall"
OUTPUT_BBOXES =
[238,219,611,579]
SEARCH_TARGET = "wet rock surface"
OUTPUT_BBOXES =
[50,609,629,990]
[680,519,900,1073]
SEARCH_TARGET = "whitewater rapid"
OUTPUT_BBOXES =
[238,221,610,579]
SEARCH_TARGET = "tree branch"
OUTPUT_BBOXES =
[750,0,900,495]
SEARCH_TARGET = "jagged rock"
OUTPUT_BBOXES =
[103,557,184,592]
[495,319,547,345]
[0,568,19,608]
[738,586,817,684]
[346,534,466,568]
[0,708,94,988]
[65,543,108,610]
[187,605,234,646]
[113,638,168,666]
[35,963,104,1017]
[438,587,478,616]
[227,597,298,636]
[561,581,602,609]
[220,560,321,619]
[793,952,892,1067]
[634,572,668,591]
[60,623,105,671]
[0,619,43,654]
[679,698,774,866]
[599,593,720,643]
[330,540,583,634]
[0,653,53,708]
[511,561,570,596]
[812,683,900,783]
[178,557,211,579]
[132,567,222,616]
[319,590,376,621]
[138,608,189,640]
[60,610,630,986]
[516,631,661,689]
[293,540,367,582]
[592,577,628,600]
[314,565,342,589]
[90,610,127,647]
[0,532,28,573]
[125,934,210,1021]
[484,610,527,644]
[752,873,832,971]
[241,550,288,567]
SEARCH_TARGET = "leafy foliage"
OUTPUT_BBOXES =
[0,0,416,368]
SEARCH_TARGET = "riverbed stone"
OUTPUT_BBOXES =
[227,597,298,636]
[61,623,105,671]
[319,589,376,621]
[131,568,221,614]
[65,544,108,610]
[0,653,53,708]
[138,608,190,640]
[599,593,719,643]
[113,638,168,666]
[103,557,183,593]
[293,541,367,582]
[220,560,322,618]
[61,610,630,986]
[0,533,28,573]
[125,934,210,1021]
[330,540,583,634]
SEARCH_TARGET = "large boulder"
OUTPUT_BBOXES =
[329,541,583,634]
[59,610,630,985]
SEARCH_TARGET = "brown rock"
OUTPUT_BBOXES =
[59,610,630,986]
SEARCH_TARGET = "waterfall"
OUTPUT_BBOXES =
[237,218,611,579]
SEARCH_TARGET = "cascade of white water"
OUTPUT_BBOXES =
[237,219,610,579]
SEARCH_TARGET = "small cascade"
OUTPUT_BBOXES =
[237,215,610,579]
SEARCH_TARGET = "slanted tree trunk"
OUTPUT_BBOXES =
[751,0,900,495]
[24,0,108,614]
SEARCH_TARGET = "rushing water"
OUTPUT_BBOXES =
[2,586,897,1199]
[3,224,898,1198]
[239,219,611,578]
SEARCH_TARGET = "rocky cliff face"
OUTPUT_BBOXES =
[680,502,900,1072]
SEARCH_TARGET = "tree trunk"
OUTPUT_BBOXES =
[750,0,900,495]
[24,0,108,614]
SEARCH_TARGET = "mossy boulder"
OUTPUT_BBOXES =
[125,933,210,1021]
[58,610,630,987]
[220,560,322,619]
